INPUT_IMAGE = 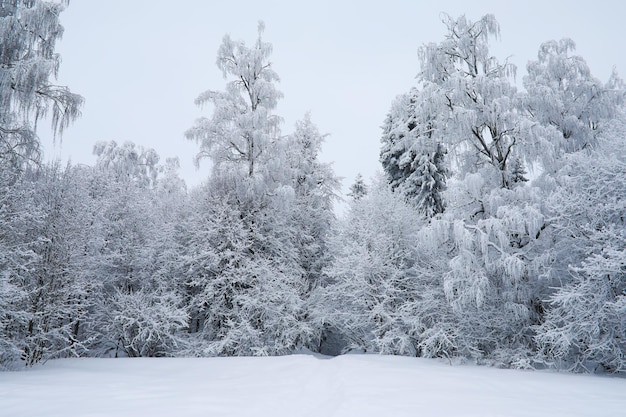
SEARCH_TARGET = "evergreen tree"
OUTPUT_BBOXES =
[509,158,528,185]
[380,88,447,216]
[320,179,415,353]
[348,173,367,201]
[285,114,340,288]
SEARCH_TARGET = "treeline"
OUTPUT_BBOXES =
[1,3,625,373]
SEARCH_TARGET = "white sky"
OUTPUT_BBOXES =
[40,0,626,193]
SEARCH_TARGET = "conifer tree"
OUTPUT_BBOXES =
[348,174,367,201]
[380,88,448,216]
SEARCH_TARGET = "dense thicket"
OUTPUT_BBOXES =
[1,9,624,373]
[375,14,625,371]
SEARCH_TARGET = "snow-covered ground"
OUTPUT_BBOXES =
[2,354,625,416]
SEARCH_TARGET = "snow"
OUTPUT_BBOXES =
[2,354,625,416]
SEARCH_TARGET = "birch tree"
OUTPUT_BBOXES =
[524,38,625,154]
[186,22,282,183]
[417,14,526,189]
[0,0,82,179]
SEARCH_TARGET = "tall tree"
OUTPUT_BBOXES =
[182,25,317,356]
[0,0,82,179]
[182,187,312,356]
[185,22,282,182]
[0,162,96,367]
[417,14,526,189]
[524,38,624,154]
[284,114,340,288]
[376,14,558,366]
[381,88,447,216]
[0,0,82,368]
[0,170,44,367]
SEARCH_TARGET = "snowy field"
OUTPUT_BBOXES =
[2,354,625,417]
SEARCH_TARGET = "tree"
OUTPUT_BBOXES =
[537,250,626,372]
[524,38,625,154]
[377,15,557,366]
[86,141,188,357]
[0,170,43,367]
[182,26,318,356]
[0,264,25,368]
[284,114,340,288]
[0,0,82,179]
[318,177,428,355]
[0,1,82,366]
[440,188,547,364]
[534,124,626,372]
[417,14,527,190]
[182,189,312,356]
[92,140,159,188]
[347,173,367,201]
[185,21,282,181]
[0,162,95,367]
[509,157,528,185]
[380,88,447,216]
[380,90,418,196]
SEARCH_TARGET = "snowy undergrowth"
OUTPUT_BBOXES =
[2,354,625,417]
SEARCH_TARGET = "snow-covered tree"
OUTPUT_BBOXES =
[0,264,25,368]
[182,26,320,356]
[380,88,447,216]
[441,187,547,364]
[0,163,95,367]
[0,2,82,366]
[380,90,418,194]
[524,38,624,154]
[417,14,527,190]
[182,189,312,356]
[92,141,159,188]
[0,171,44,366]
[508,157,528,185]
[90,141,158,293]
[101,288,188,358]
[535,122,626,372]
[86,142,188,357]
[318,178,427,354]
[186,21,282,182]
[347,173,367,201]
[0,0,82,178]
[284,114,340,288]
[538,250,626,372]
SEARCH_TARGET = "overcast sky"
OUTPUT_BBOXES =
[40,0,626,193]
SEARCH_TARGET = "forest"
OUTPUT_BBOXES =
[1,1,625,373]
